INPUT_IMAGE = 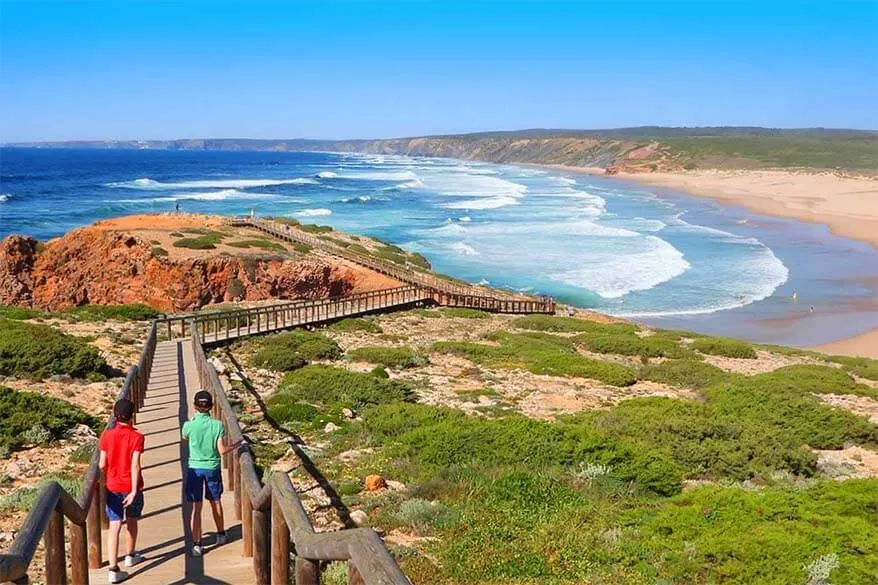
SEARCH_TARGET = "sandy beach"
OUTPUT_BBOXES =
[544,165,878,358]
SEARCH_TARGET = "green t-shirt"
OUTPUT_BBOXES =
[182,412,225,469]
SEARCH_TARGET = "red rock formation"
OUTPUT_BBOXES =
[0,227,400,312]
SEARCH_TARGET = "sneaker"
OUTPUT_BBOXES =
[108,567,128,584]
[215,532,227,546]
[124,552,145,567]
[191,543,203,557]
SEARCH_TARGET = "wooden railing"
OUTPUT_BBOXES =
[230,217,555,311]
[159,286,431,343]
[0,323,157,585]
[191,328,411,585]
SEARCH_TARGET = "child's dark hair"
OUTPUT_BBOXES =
[113,398,135,423]
[194,390,213,411]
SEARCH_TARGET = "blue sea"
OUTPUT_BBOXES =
[2,148,876,346]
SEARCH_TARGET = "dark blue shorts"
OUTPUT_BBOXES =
[186,467,223,502]
[105,491,144,522]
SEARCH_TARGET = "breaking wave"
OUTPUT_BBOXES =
[296,208,332,217]
[107,177,315,189]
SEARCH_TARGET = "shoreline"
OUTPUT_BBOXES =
[540,164,878,358]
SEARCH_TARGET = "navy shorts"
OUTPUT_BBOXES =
[186,467,223,502]
[105,491,144,522]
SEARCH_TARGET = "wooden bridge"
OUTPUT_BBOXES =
[0,220,555,584]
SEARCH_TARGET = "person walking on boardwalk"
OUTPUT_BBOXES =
[99,398,146,584]
[182,390,242,556]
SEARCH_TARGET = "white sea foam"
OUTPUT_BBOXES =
[459,216,472,222]
[296,208,332,217]
[115,189,279,203]
[444,196,521,210]
[316,171,338,179]
[451,242,479,256]
[549,235,690,298]
[0,194,9,202]
[337,170,420,181]
[107,177,314,189]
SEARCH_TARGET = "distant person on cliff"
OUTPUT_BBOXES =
[182,390,242,556]
[99,398,145,584]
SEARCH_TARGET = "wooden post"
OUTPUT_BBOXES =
[45,507,66,585]
[252,506,270,585]
[271,496,289,585]
[234,456,242,520]
[99,478,108,529]
[87,485,102,569]
[348,562,366,585]
[70,519,89,585]
[242,481,253,557]
[295,558,319,585]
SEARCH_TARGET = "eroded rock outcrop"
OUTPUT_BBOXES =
[0,226,398,312]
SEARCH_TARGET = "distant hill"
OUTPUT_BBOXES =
[7,127,878,173]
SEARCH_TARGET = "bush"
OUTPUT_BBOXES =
[574,331,692,358]
[0,386,98,453]
[640,359,732,390]
[348,347,428,369]
[0,319,107,379]
[827,354,878,381]
[292,242,313,254]
[393,498,457,532]
[753,364,875,398]
[69,441,97,464]
[300,223,333,234]
[0,472,85,511]
[370,366,389,378]
[329,318,382,333]
[512,315,638,334]
[151,246,168,257]
[437,308,491,319]
[691,336,757,359]
[267,365,414,424]
[250,330,342,371]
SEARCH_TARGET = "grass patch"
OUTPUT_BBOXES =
[172,230,225,250]
[225,239,286,252]
[347,346,428,369]
[574,331,693,359]
[433,332,637,386]
[0,319,107,380]
[59,303,159,322]
[328,318,382,333]
[640,359,732,390]
[437,308,492,319]
[250,330,342,371]
[691,336,757,359]
[0,305,41,320]
[0,471,85,511]
[0,386,98,454]
[151,246,168,257]
[828,354,878,381]
[512,314,638,334]
[299,223,333,234]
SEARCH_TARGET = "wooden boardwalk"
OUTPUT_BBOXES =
[87,340,253,584]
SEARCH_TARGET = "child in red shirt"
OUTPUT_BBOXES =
[99,399,145,584]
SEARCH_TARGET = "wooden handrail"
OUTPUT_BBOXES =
[191,328,411,584]
[0,323,157,584]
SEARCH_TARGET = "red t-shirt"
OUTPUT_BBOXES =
[99,423,145,493]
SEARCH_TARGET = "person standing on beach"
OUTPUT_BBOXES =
[99,398,145,584]
[182,390,241,556]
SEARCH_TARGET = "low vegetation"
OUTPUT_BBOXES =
[225,238,286,251]
[328,318,382,333]
[437,308,491,319]
[249,330,341,371]
[172,229,226,249]
[347,346,428,369]
[0,319,107,380]
[690,336,757,358]
[512,314,637,334]
[0,386,98,454]
[434,331,638,386]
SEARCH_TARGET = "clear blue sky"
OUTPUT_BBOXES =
[1,0,876,141]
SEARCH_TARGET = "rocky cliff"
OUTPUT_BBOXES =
[0,226,399,312]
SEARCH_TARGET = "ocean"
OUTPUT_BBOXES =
[2,148,876,346]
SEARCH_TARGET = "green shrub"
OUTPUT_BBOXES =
[270,217,300,227]
[691,336,757,358]
[393,498,457,531]
[0,305,41,320]
[329,318,382,333]
[251,330,342,371]
[225,239,286,251]
[512,314,638,334]
[346,243,370,255]
[437,308,491,319]
[370,366,389,378]
[292,242,313,254]
[60,303,159,322]
[267,365,414,423]
[0,386,99,453]
[0,472,85,511]
[69,441,97,464]
[227,278,245,299]
[753,364,876,398]
[169,231,184,237]
[640,359,732,389]
[151,246,168,257]
[574,331,692,358]
[827,354,878,381]
[0,320,107,379]
[348,347,428,369]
